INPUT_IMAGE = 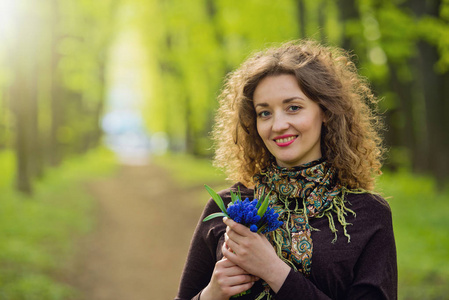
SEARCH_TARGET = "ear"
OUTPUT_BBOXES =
[321,109,329,124]
[318,103,329,124]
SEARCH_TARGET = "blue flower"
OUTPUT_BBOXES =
[202,184,282,234]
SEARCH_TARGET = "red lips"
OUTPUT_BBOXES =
[273,135,297,147]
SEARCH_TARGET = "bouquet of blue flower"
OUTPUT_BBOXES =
[203,185,283,234]
[202,185,283,298]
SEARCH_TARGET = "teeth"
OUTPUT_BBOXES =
[275,136,296,143]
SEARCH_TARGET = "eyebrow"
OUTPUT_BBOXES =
[254,97,305,108]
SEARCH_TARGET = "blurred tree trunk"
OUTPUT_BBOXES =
[49,0,63,166]
[9,6,44,194]
[418,40,448,188]
[205,0,227,144]
[83,99,105,154]
[441,72,449,186]
[89,99,104,150]
[387,63,422,171]
[297,0,307,38]
[91,56,108,149]
[202,0,227,157]
[318,0,326,43]
[411,0,449,188]
[28,62,42,180]
[338,0,360,51]
[0,89,9,150]
[185,95,194,154]
[10,76,33,194]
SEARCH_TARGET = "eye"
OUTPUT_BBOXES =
[288,105,301,112]
[257,110,271,118]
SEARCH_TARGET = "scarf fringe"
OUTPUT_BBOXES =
[252,160,374,300]
[254,188,369,299]
[255,290,273,300]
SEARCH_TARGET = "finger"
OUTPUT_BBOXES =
[224,217,251,236]
[217,258,246,274]
[226,274,258,286]
[222,242,238,261]
[227,281,255,297]
[217,256,257,282]
[225,235,239,253]
[227,266,252,277]
[225,231,244,247]
[217,257,235,268]
[226,226,246,245]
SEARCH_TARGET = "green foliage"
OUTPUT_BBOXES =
[137,0,300,154]
[379,171,449,299]
[160,154,449,299]
[137,0,449,182]
[0,148,117,299]
[204,184,229,218]
[0,150,15,189]
[202,212,227,222]
[418,15,449,73]
[152,153,228,205]
[1,0,449,293]
[153,153,227,187]
[0,0,119,194]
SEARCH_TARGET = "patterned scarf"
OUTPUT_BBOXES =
[252,159,354,299]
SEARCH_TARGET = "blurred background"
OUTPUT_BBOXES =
[0,0,448,299]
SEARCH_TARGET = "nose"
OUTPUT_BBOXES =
[272,112,290,132]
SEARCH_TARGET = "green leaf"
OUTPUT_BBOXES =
[255,191,264,209]
[230,186,243,204]
[257,193,270,218]
[230,190,238,204]
[204,184,229,216]
[203,212,227,222]
[257,223,268,234]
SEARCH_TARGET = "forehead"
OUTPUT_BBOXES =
[253,74,307,103]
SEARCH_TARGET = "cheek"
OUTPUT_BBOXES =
[298,115,323,135]
[256,121,265,138]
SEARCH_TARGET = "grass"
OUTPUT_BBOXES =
[153,153,227,187]
[2,150,447,299]
[158,154,449,300]
[378,171,449,299]
[0,148,117,300]
[153,153,230,202]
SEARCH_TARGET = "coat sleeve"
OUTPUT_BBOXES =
[275,269,333,299]
[344,197,397,299]
[174,197,226,300]
[275,194,397,300]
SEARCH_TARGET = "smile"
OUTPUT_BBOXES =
[273,135,297,147]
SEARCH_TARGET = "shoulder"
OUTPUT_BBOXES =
[221,182,254,197]
[204,182,254,213]
[207,183,254,204]
[345,191,393,229]
[345,192,391,212]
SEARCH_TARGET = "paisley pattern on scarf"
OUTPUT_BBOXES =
[253,159,346,277]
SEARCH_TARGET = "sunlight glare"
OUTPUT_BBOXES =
[0,0,19,41]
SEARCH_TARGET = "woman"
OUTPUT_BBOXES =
[175,40,397,300]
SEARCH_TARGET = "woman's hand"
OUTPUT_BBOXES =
[201,257,258,300]
[222,217,290,293]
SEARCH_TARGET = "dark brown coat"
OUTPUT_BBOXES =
[175,183,397,300]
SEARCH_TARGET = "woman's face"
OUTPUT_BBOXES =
[253,74,325,168]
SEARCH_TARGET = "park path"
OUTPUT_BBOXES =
[67,162,210,300]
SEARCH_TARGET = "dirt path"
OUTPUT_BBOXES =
[68,163,209,300]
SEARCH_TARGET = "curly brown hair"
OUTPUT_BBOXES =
[212,40,385,190]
